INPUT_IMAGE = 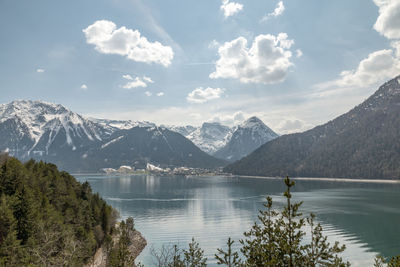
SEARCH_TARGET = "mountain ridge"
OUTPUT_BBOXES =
[0,100,226,172]
[214,116,279,162]
[225,75,400,179]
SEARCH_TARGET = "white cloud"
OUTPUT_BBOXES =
[210,33,294,84]
[122,76,154,89]
[209,111,246,125]
[220,0,243,18]
[83,20,174,67]
[145,91,152,96]
[208,39,220,49]
[122,77,148,89]
[392,41,400,56]
[315,1,400,93]
[261,1,285,21]
[316,49,400,89]
[373,0,400,39]
[143,76,154,83]
[276,119,311,134]
[187,87,225,103]
[81,84,88,90]
[296,49,303,58]
[156,92,164,96]
[122,74,133,80]
[36,68,45,73]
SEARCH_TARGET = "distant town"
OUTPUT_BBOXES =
[102,163,229,176]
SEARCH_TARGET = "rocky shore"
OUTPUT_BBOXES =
[86,229,147,267]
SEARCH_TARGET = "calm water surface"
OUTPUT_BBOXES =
[75,174,400,266]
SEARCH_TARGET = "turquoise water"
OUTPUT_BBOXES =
[75,174,400,266]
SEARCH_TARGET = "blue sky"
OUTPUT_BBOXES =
[1,0,399,133]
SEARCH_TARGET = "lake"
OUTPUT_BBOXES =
[75,174,400,266]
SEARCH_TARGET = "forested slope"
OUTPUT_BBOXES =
[0,154,117,266]
[225,76,400,179]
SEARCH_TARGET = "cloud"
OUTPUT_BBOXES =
[122,77,148,89]
[316,48,400,90]
[210,33,295,84]
[208,40,220,49]
[315,1,400,93]
[276,119,311,134]
[156,92,164,96]
[187,87,225,103]
[122,76,154,89]
[296,49,303,58]
[145,91,152,96]
[83,20,174,67]
[373,0,400,39]
[220,0,243,18]
[261,1,285,21]
[209,111,246,125]
[122,74,133,80]
[80,84,88,90]
[36,69,45,73]
[143,76,154,83]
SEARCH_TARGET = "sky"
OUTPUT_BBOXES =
[0,0,400,134]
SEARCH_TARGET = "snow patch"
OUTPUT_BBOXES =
[101,135,124,149]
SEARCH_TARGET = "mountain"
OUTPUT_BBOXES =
[214,116,279,162]
[167,122,234,154]
[72,126,226,172]
[0,100,225,172]
[225,76,400,179]
[0,100,109,159]
[91,118,156,132]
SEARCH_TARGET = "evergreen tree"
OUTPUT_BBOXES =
[183,237,207,267]
[374,255,400,267]
[0,194,22,266]
[108,219,136,267]
[238,176,349,267]
[215,237,241,267]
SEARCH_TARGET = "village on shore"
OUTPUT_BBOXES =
[102,163,229,176]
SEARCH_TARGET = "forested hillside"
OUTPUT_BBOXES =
[225,76,400,179]
[0,154,117,266]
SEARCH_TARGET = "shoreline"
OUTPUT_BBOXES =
[87,228,147,267]
[235,175,400,184]
[73,172,400,184]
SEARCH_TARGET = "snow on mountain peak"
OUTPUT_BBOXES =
[241,116,265,128]
[0,100,104,154]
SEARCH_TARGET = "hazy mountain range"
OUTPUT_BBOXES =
[225,75,400,179]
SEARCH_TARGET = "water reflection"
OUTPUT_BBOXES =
[76,175,400,266]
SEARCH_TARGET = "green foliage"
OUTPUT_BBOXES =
[149,176,400,267]
[0,157,118,266]
[374,255,400,267]
[234,176,349,267]
[304,214,348,266]
[108,218,136,267]
[225,77,400,179]
[183,237,207,267]
[215,238,242,267]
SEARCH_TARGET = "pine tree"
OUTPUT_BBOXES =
[215,237,242,266]
[239,176,349,267]
[0,194,22,266]
[304,213,349,267]
[183,237,207,267]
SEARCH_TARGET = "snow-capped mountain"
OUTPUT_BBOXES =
[91,118,156,132]
[0,100,226,172]
[0,100,109,158]
[79,126,226,172]
[167,122,234,154]
[214,116,279,162]
[167,125,197,137]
